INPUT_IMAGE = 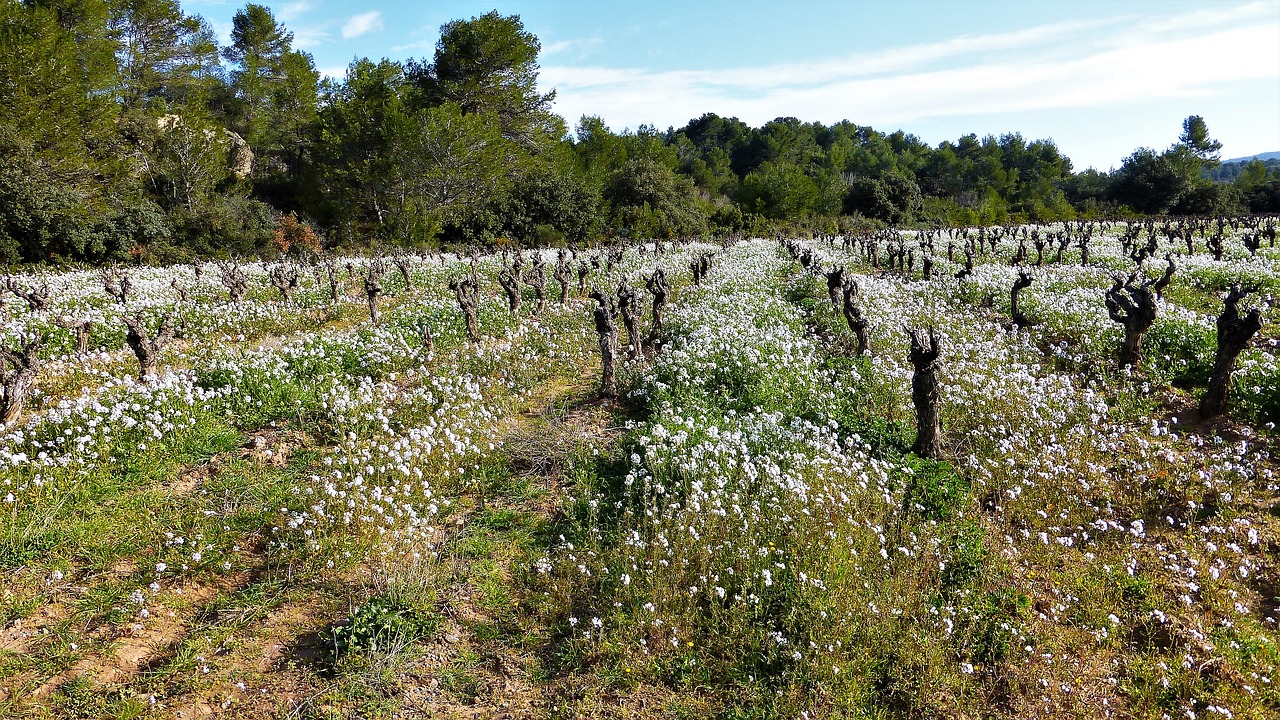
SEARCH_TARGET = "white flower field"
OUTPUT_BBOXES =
[1,222,1277,718]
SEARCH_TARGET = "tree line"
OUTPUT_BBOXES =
[2,0,1277,265]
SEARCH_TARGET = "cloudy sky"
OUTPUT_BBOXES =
[186,0,1280,170]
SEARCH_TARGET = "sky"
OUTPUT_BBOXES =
[185,0,1280,171]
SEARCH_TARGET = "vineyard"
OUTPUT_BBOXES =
[1,218,1278,719]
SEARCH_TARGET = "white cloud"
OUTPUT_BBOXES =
[277,2,312,23]
[291,25,332,50]
[389,39,438,54]
[542,36,605,57]
[318,66,349,82]
[543,3,1280,134]
[342,11,384,40]
[208,20,232,46]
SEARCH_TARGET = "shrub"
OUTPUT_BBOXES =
[324,595,436,662]
[942,520,989,589]
[901,456,969,521]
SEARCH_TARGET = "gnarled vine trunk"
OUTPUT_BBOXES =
[1199,285,1264,418]
[908,327,943,459]
[589,287,620,398]
[122,313,177,380]
[841,279,870,356]
[450,276,480,342]
[1,333,43,424]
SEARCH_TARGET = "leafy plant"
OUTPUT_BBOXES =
[901,456,969,521]
[324,595,437,663]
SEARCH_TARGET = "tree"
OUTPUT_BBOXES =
[221,2,318,168]
[399,102,512,242]
[413,11,555,148]
[574,115,629,184]
[604,158,706,238]
[1199,285,1263,418]
[309,59,413,243]
[142,114,231,209]
[738,161,841,219]
[223,4,287,131]
[844,170,921,224]
[487,166,601,245]
[0,1,126,261]
[1178,115,1222,164]
[1109,148,1194,214]
[109,0,221,112]
[908,328,943,459]
[1232,160,1280,213]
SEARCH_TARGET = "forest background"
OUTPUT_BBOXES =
[2,0,1278,265]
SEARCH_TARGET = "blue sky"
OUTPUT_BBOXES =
[186,0,1280,171]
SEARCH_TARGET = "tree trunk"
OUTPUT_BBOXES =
[1119,329,1144,371]
[841,280,870,356]
[1011,272,1033,330]
[420,322,434,355]
[598,332,617,398]
[465,307,478,341]
[1,334,42,425]
[74,322,90,354]
[450,277,480,342]
[590,288,620,398]
[645,269,669,343]
[824,266,843,313]
[1199,351,1237,418]
[1199,285,1264,418]
[909,328,943,458]
[122,314,175,381]
[0,369,35,424]
[618,281,642,360]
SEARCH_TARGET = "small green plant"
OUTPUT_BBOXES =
[324,595,436,663]
[1144,318,1215,387]
[901,456,969,521]
[440,649,482,702]
[958,589,1030,665]
[942,520,989,589]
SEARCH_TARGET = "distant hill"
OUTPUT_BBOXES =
[1204,152,1280,182]
[1222,151,1280,165]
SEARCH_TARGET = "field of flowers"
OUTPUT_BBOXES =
[1,221,1277,719]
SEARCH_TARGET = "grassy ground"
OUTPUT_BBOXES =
[2,236,1277,718]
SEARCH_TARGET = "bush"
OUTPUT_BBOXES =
[958,589,1030,665]
[272,212,323,256]
[942,520,989,589]
[901,456,969,521]
[171,194,276,257]
[324,595,436,662]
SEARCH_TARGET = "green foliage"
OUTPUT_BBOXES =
[738,161,842,219]
[1233,351,1280,425]
[604,158,707,238]
[324,595,437,662]
[110,0,222,112]
[1110,147,1195,214]
[843,170,922,224]
[942,521,989,589]
[901,456,970,521]
[483,165,601,245]
[0,2,1262,263]
[957,589,1030,665]
[170,193,276,257]
[1144,317,1216,388]
[222,4,318,154]
[405,102,513,232]
[1178,115,1222,163]
[413,11,556,147]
